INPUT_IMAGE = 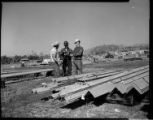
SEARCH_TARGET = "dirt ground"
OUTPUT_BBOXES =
[1,59,150,118]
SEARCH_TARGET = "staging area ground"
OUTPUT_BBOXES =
[1,59,149,118]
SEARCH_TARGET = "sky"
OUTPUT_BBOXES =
[1,0,149,56]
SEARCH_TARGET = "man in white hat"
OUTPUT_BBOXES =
[50,41,62,77]
[72,38,84,75]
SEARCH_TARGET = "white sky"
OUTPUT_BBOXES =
[1,0,149,56]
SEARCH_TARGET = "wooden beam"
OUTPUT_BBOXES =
[1,68,54,79]
[77,71,123,82]
[51,70,108,82]
[34,70,121,94]
[32,82,58,94]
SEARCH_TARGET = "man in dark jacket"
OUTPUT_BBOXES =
[72,39,84,75]
[60,41,73,76]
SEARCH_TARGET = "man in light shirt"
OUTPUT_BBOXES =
[50,41,62,77]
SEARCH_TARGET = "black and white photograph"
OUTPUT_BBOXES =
[1,0,150,118]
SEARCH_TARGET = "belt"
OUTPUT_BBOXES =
[74,58,82,60]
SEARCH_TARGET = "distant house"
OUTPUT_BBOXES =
[144,50,149,55]
[109,51,115,55]
[20,58,29,67]
[130,51,137,55]
[36,59,43,63]
[138,50,149,55]
[20,58,29,62]
[114,51,120,56]
[121,52,128,56]
[131,50,149,56]
[41,59,51,65]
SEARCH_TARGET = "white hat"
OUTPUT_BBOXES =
[52,41,59,46]
[74,38,80,44]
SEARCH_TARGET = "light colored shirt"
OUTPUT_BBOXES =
[50,47,60,62]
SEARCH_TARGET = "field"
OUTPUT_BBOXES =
[1,58,149,118]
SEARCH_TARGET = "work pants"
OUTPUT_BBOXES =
[72,59,83,75]
[62,59,72,76]
[51,62,60,77]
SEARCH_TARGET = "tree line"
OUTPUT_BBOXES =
[1,53,50,64]
[1,44,149,64]
[86,44,149,55]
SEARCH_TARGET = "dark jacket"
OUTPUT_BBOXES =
[60,47,73,60]
[73,46,84,60]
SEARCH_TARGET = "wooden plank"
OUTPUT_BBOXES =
[77,70,122,82]
[5,76,44,84]
[1,68,54,79]
[1,71,19,75]
[51,70,106,82]
[52,92,60,98]
[32,70,120,94]
[1,72,9,74]
[64,90,88,103]
[59,83,90,96]
[32,66,148,102]
[54,65,148,83]
[32,82,58,94]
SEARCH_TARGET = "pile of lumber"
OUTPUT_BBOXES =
[32,65,149,105]
[32,69,123,94]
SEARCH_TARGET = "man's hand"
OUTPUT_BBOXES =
[58,60,63,66]
[70,53,73,57]
[72,57,74,62]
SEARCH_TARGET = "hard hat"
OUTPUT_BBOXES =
[52,41,59,47]
[74,38,80,44]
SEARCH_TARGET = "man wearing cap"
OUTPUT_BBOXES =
[60,41,73,76]
[72,39,84,75]
[50,41,61,77]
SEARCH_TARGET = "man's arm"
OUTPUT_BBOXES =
[51,53,58,62]
[69,48,74,57]
[59,49,64,60]
[50,49,58,62]
[74,47,84,56]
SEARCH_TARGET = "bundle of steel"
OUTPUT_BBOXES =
[32,69,122,94]
[51,70,107,82]
[77,70,123,82]
[51,65,149,103]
